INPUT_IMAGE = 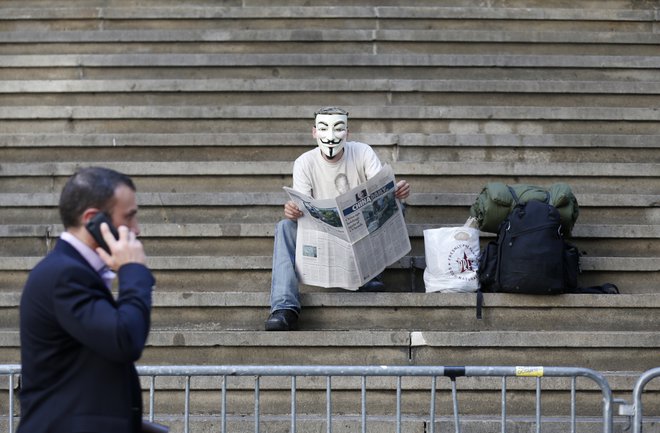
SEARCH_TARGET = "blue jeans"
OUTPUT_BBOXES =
[269,219,301,313]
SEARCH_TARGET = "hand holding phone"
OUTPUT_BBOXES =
[86,212,119,254]
[86,211,147,268]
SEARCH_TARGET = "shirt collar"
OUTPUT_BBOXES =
[60,231,107,273]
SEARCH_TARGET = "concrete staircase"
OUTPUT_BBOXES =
[0,1,658,431]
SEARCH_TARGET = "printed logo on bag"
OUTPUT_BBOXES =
[447,244,478,281]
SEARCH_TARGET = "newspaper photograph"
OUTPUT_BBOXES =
[284,164,411,289]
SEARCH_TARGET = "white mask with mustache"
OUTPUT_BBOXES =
[314,114,348,159]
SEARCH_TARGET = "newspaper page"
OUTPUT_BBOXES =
[284,164,411,289]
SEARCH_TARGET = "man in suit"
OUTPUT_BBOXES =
[18,166,155,433]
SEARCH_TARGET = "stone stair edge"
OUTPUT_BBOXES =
[1,291,658,308]
[1,161,658,177]
[41,416,651,433]
[4,79,660,94]
[0,414,647,433]
[0,5,656,21]
[2,223,658,239]
[0,329,657,348]
[0,255,656,272]
[3,29,660,45]
[1,192,656,207]
[1,133,659,148]
[1,53,658,68]
[2,105,659,122]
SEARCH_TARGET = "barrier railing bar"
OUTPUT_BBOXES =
[221,375,227,433]
[632,367,660,433]
[396,375,402,433]
[254,376,260,433]
[536,377,542,433]
[501,376,507,433]
[451,378,461,433]
[361,376,367,433]
[571,376,577,433]
[148,375,155,422]
[430,376,437,433]
[184,375,191,433]
[326,375,332,433]
[291,375,297,433]
[8,373,14,433]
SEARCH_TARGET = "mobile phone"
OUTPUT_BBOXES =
[85,212,119,254]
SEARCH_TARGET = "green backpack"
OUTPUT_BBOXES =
[470,182,579,236]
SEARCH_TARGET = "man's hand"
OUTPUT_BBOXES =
[284,200,304,221]
[395,180,411,200]
[96,223,147,270]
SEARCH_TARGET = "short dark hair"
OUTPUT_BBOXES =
[314,106,349,119]
[58,166,136,229]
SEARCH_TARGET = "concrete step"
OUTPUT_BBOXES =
[2,53,659,69]
[0,329,657,371]
[3,79,660,95]
[0,221,660,269]
[2,105,659,122]
[3,29,659,46]
[91,417,645,433]
[3,138,660,170]
[2,292,659,332]
[2,221,657,245]
[1,221,659,239]
[0,255,656,291]
[1,132,660,148]
[0,267,653,295]
[4,221,658,238]
[3,65,659,82]
[1,4,657,22]
[140,292,660,332]
[1,190,657,210]
[6,42,658,58]
[0,414,651,433]
[1,160,657,181]
[145,330,658,371]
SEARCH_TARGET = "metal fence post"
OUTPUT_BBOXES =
[632,367,660,433]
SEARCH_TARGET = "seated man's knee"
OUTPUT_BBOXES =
[277,219,297,234]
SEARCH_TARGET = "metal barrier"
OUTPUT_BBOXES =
[619,367,660,433]
[1,364,616,433]
[0,365,19,433]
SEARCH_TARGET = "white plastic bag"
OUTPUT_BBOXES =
[423,224,480,293]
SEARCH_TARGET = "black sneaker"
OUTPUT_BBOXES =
[264,309,299,331]
[358,276,385,292]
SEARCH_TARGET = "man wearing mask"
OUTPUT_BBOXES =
[266,107,411,331]
[18,166,155,433]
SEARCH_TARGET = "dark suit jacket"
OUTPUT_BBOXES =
[18,239,155,433]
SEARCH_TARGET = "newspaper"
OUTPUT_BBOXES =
[284,164,411,289]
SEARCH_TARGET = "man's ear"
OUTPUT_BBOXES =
[312,126,318,139]
[81,208,101,225]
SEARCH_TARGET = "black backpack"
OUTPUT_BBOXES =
[477,187,580,295]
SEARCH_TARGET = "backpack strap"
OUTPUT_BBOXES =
[476,289,484,320]
[507,185,551,205]
[566,283,619,294]
[507,186,520,205]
